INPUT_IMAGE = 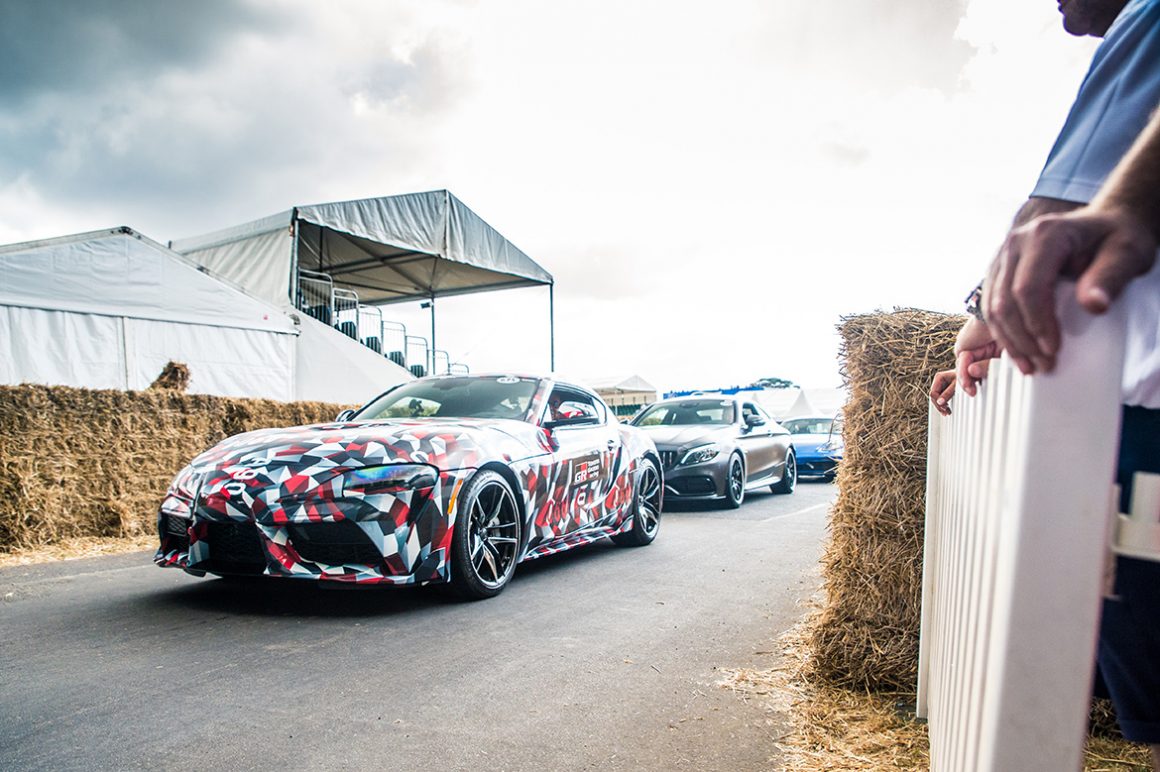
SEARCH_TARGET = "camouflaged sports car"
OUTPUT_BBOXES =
[156,374,663,598]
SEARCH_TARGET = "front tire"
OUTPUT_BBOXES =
[612,458,662,547]
[724,454,745,509]
[771,450,797,494]
[448,470,522,600]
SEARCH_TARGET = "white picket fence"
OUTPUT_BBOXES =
[917,290,1130,771]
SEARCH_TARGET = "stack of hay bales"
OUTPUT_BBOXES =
[808,309,962,690]
[0,385,350,553]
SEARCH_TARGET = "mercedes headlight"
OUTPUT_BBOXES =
[680,444,721,466]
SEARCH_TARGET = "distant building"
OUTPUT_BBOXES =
[586,375,658,419]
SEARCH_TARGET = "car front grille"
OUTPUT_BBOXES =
[165,515,190,537]
[659,450,679,469]
[287,522,383,567]
[668,476,716,495]
[204,521,267,570]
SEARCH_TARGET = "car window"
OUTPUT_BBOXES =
[780,418,833,435]
[632,400,735,426]
[357,376,540,420]
[545,385,604,424]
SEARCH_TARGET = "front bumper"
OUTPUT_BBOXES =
[795,452,841,478]
[155,474,461,585]
[657,450,730,500]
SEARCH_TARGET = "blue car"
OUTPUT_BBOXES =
[779,415,843,481]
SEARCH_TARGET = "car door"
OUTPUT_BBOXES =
[535,385,620,541]
[737,401,782,483]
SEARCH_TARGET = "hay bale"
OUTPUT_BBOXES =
[807,309,961,689]
[0,385,351,552]
[148,361,191,392]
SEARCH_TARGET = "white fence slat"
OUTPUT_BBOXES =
[918,285,1126,771]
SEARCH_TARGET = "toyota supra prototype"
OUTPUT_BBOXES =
[156,374,662,598]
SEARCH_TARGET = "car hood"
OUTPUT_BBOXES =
[789,434,828,451]
[191,417,548,474]
[636,424,735,449]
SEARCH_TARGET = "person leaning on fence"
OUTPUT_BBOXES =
[927,0,1160,763]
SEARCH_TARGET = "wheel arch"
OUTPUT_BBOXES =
[475,461,530,550]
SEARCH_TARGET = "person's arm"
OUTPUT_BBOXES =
[983,107,1160,374]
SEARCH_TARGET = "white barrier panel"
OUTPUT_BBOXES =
[918,287,1126,772]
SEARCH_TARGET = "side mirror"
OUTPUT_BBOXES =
[335,409,357,422]
[744,414,766,428]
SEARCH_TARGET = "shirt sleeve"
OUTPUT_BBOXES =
[1031,0,1160,204]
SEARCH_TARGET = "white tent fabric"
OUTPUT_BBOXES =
[171,190,553,308]
[0,228,298,398]
[584,374,657,394]
[294,313,407,405]
[0,227,413,403]
[803,387,847,417]
[778,391,818,420]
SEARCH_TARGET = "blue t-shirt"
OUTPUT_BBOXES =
[1032,0,1160,203]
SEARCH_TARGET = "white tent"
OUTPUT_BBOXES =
[803,387,848,417]
[752,387,804,418]
[0,227,410,403]
[169,189,556,370]
[778,390,818,419]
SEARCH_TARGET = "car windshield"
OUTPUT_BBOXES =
[781,418,833,435]
[632,400,735,426]
[356,376,541,421]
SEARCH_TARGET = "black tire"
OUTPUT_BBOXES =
[448,470,522,600]
[612,458,662,547]
[724,454,745,509]
[771,450,797,494]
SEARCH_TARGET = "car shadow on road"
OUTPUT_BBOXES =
[143,539,629,619]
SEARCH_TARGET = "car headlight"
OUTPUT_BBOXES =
[680,444,721,466]
[341,464,438,495]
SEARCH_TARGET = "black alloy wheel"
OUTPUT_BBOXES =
[771,450,797,494]
[612,458,662,547]
[449,470,522,599]
[725,454,745,509]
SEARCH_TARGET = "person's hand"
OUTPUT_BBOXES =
[954,316,1002,398]
[983,206,1158,375]
[930,369,956,416]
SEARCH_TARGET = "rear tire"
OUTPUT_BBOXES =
[612,458,662,547]
[448,470,522,600]
[771,450,797,494]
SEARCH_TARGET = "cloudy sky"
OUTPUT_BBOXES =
[0,0,1100,392]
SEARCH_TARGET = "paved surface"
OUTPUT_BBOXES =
[0,481,835,771]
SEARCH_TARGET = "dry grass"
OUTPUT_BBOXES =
[720,616,1153,771]
[809,309,962,689]
[0,384,351,553]
[148,361,191,392]
[0,535,155,568]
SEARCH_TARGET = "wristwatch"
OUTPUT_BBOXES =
[964,281,985,322]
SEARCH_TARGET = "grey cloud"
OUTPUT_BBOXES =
[0,8,465,238]
[0,0,283,104]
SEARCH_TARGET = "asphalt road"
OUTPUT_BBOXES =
[0,481,835,772]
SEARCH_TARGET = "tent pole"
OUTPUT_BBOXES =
[549,282,555,372]
[429,295,436,374]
